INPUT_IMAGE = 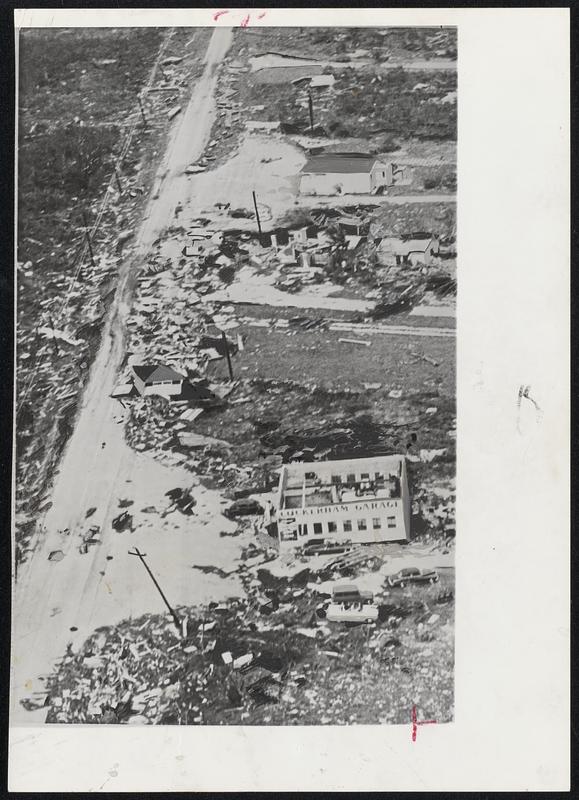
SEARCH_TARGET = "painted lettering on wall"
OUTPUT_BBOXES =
[279,500,400,518]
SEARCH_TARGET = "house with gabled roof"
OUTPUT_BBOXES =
[299,152,394,196]
[131,364,186,398]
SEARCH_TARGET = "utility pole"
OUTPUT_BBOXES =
[221,330,234,382]
[137,93,148,127]
[308,90,314,133]
[46,314,60,358]
[252,190,262,237]
[81,211,96,269]
[128,547,181,634]
[113,164,123,195]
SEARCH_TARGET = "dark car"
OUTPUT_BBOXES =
[387,567,439,588]
[223,498,263,519]
[302,539,353,557]
[331,583,374,605]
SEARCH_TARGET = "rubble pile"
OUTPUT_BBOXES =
[15,30,213,565]
[44,538,454,726]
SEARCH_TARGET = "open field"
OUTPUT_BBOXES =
[211,324,455,394]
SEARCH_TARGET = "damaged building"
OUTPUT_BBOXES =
[267,455,411,549]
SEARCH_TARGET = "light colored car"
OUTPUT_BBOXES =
[326,602,379,624]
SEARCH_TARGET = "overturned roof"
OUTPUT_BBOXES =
[132,364,186,383]
[301,153,380,175]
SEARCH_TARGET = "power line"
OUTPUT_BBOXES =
[16,28,176,419]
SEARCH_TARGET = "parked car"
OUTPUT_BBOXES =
[331,583,374,605]
[387,567,439,588]
[326,602,379,624]
[302,539,353,557]
[223,498,263,519]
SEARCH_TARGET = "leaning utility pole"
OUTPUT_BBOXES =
[128,547,181,633]
[137,93,148,127]
[46,314,60,358]
[221,330,234,382]
[252,190,263,237]
[81,211,96,269]
[308,90,315,132]
[113,164,123,195]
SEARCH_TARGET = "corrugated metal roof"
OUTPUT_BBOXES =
[301,153,378,175]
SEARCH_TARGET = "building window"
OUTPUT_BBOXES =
[331,475,341,485]
[361,473,370,480]
[357,519,368,531]
[347,473,356,484]
[372,518,381,529]
[328,521,337,533]
[313,522,323,535]
[305,471,316,480]
[298,524,308,536]
[343,520,352,532]
[387,516,396,528]
[375,472,383,481]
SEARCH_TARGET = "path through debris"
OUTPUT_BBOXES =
[11,27,235,724]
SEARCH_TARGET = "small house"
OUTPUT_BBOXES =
[376,235,440,267]
[336,215,369,236]
[132,364,186,398]
[299,153,394,196]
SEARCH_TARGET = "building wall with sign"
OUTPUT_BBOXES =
[273,455,411,548]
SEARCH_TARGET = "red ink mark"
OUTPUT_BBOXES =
[240,14,250,28]
[257,12,266,19]
[213,10,229,22]
[411,705,437,742]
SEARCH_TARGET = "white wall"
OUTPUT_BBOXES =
[143,381,183,398]
[300,172,372,196]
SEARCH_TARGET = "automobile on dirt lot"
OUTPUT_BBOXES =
[331,583,374,605]
[387,567,439,588]
[223,498,263,519]
[302,539,353,557]
[326,602,379,624]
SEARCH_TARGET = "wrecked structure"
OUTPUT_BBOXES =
[376,234,441,267]
[267,455,411,548]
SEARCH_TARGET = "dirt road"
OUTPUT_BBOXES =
[11,27,236,724]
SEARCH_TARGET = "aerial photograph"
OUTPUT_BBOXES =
[13,23,456,726]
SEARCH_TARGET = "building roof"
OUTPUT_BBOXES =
[378,236,433,256]
[132,364,186,383]
[283,454,404,482]
[337,215,367,228]
[301,153,379,175]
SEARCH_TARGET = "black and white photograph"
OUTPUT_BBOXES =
[7,5,572,793]
[11,20,459,729]
[12,20,458,729]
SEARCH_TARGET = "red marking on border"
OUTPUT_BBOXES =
[257,12,266,19]
[240,14,250,27]
[213,10,229,21]
[411,705,437,742]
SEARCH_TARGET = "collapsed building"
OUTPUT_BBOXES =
[265,455,411,549]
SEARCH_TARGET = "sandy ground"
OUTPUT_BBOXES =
[11,27,237,725]
[179,134,455,235]
[204,264,374,312]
